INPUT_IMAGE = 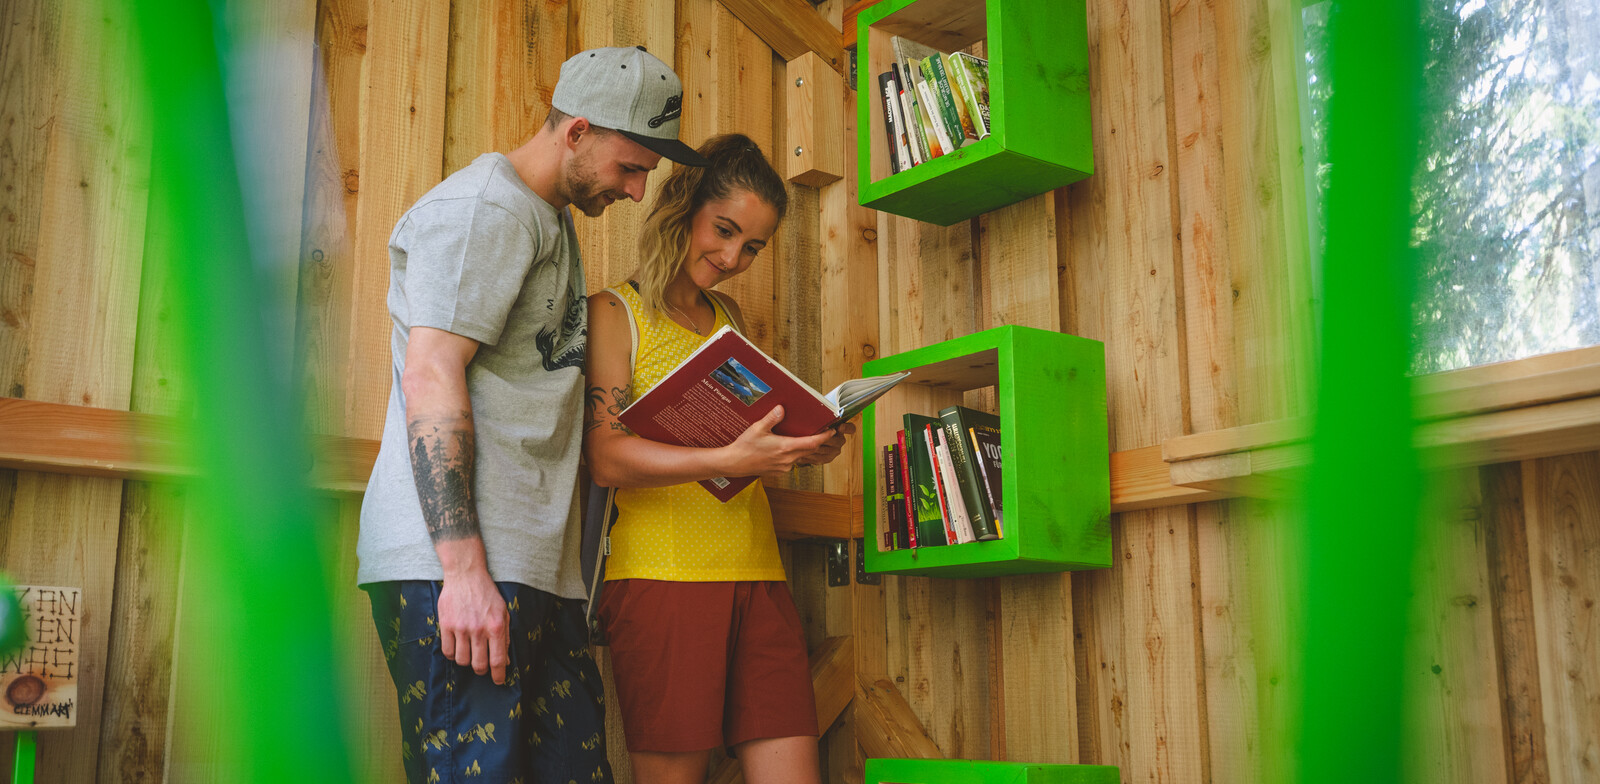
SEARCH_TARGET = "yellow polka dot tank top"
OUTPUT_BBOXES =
[603,282,786,582]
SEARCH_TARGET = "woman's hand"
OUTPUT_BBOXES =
[796,422,855,467]
[724,406,838,480]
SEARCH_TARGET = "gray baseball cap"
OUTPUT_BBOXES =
[551,46,709,167]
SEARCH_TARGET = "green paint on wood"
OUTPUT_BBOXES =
[865,758,1120,783]
[855,0,1093,225]
[861,326,1109,577]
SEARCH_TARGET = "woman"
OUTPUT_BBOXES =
[583,134,850,784]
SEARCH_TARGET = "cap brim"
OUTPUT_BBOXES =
[619,130,711,167]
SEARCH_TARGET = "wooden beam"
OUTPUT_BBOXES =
[785,52,845,187]
[708,636,857,784]
[717,0,845,73]
[855,677,944,760]
[1111,444,1230,511]
[0,397,855,539]
[839,0,885,49]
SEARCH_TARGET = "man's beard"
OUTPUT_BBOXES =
[562,154,615,218]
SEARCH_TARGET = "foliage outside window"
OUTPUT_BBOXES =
[1301,0,1600,375]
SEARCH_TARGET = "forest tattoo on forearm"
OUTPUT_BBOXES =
[583,384,632,434]
[408,410,479,542]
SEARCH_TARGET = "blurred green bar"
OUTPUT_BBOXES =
[12,731,35,784]
[1299,1,1426,783]
[127,0,352,779]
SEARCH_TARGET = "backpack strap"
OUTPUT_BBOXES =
[603,285,640,369]
[584,285,638,644]
[704,289,742,335]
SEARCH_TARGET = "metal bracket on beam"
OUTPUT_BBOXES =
[826,540,850,586]
[854,538,880,585]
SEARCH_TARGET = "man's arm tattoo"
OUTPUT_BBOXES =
[408,410,479,542]
[583,384,633,434]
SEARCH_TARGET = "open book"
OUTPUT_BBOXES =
[618,325,910,502]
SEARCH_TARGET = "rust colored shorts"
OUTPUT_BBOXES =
[597,579,819,752]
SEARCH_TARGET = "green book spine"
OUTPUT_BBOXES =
[903,413,948,546]
[941,53,979,142]
[939,405,1001,541]
[950,52,991,140]
[921,54,969,147]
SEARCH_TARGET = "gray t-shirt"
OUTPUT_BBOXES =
[357,152,588,598]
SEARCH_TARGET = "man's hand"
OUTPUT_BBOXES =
[436,553,510,685]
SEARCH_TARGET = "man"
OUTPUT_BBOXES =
[357,46,707,784]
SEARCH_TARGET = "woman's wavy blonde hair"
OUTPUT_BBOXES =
[634,134,788,316]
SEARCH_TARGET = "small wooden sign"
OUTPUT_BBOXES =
[1,585,81,729]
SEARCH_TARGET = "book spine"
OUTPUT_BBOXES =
[951,54,991,140]
[970,425,1003,537]
[915,81,954,158]
[925,423,958,545]
[922,54,967,148]
[942,412,997,541]
[891,63,924,166]
[877,71,903,175]
[897,430,919,548]
[934,430,977,544]
[941,53,979,142]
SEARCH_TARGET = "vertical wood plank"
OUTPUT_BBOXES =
[1403,471,1509,784]
[326,497,406,783]
[1482,462,1550,784]
[1058,0,1205,781]
[3,0,150,777]
[821,83,879,500]
[978,190,1076,765]
[223,0,319,368]
[93,126,190,783]
[1522,452,1600,784]
[1212,0,1310,423]
[0,0,58,399]
[570,0,673,295]
[445,0,565,175]
[343,0,448,440]
[296,0,367,436]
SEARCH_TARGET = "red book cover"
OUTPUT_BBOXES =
[896,429,918,548]
[618,325,906,502]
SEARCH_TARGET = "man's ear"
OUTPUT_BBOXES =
[564,117,590,150]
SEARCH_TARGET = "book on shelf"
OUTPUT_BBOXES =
[619,325,910,502]
[923,422,962,546]
[969,420,1003,537]
[881,444,908,550]
[877,70,907,174]
[902,414,949,546]
[891,63,925,167]
[912,84,945,159]
[915,80,956,159]
[933,427,978,544]
[893,37,948,160]
[896,429,920,548]
[923,53,977,148]
[949,52,991,141]
[939,405,1001,541]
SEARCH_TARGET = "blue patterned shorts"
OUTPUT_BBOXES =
[365,581,612,784]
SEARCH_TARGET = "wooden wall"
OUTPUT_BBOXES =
[842,1,1600,784]
[1,0,1597,783]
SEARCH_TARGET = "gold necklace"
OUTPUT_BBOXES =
[667,299,704,335]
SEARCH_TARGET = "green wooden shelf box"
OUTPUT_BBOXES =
[866,758,1120,784]
[861,326,1110,578]
[856,0,1093,226]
